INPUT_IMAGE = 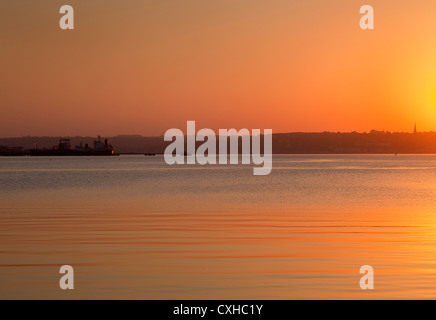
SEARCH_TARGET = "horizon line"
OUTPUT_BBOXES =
[1,129,435,139]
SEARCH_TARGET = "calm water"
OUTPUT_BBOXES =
[1,154,436,299]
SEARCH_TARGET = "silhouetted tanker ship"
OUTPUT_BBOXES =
[31,136,117,156]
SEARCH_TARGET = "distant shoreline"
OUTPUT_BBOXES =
[2,131,436,155]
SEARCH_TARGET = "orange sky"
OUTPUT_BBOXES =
[2,0,436,137]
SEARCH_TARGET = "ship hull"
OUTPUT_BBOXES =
[30,150,116,156]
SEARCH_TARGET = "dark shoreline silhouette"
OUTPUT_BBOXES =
[2,131,436,155]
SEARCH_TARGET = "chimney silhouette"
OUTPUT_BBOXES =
[414,122,417,134]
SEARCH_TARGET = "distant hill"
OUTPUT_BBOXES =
[1,131,436,154]
[273,131,436,154]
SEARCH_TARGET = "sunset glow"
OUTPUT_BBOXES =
[2,0,436,137]
[5,0,436,304]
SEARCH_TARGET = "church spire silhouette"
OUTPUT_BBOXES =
[414,122,417,134]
